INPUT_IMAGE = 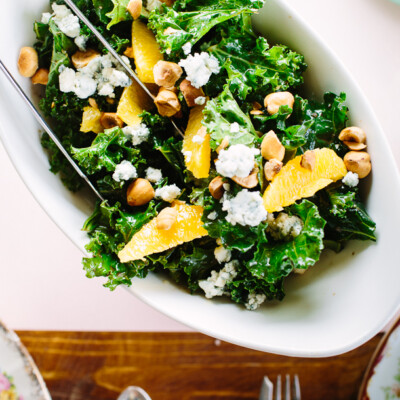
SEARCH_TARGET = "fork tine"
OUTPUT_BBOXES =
[259,376,273,400]
[275,375,282,400]
[285,374,291,400]
[293,375,301,400]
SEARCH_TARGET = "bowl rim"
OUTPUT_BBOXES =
[357,312,400,399]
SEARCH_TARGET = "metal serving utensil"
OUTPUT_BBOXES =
[117,386,152,400]
[0,59,105,202]
[259,375,301,400]
[63,0,185,138]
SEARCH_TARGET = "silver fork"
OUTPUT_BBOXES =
[259,375,301,400]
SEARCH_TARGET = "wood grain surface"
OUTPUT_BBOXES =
[16,332,381,400]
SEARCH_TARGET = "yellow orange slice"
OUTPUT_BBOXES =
[182,104,211,179]
[263,148,347,212]
[118,202,208,262]
[80,106,103,133]
[117,80,154,126]
[131,20,163,83]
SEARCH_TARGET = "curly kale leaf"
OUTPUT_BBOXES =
[33,22,53,68]
[203,86,258,150]
[292,92,349,155]
[227,264,285,304]
[149,238,219,292]
[106,0,132,29]
[71,127,140,175]
[315,185,376,243]
[208,30,306,101]
[82,200,159,289]
[201,188,268,252]
[148,0,263,59]
[155,136,185,182]
[247,200,326,283]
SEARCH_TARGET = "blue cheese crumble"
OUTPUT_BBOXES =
[182,42,192,55]
[214,246,232,264]
[41,12,52,24]
[222,190,267,227]
[207,211,218,220]
[112,160,137,182]
[194,96,206,105]
[58,54,131,99]
[342,171,359,187]
[216,144,260,178]
[52,4,80,38]
[267,213,303,241]
[179,52,220,89]
[245,293,267,311]
[198,260,239,299]
[155,184,181,202]
[145,167,162,183]
[122,123,150,145]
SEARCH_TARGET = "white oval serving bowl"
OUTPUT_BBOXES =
[1,0,400,357]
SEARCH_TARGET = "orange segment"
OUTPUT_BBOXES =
[182,105,211,179]
[131,20,164,83]
[117,80,154,126]
[118,202,208,262]
[263,148,347,212]
[80,106,103,133]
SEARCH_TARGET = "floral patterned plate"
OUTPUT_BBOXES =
[0,320,51,400]
[359,314,400,400]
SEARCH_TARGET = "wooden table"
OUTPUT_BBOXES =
[17,332,380,400]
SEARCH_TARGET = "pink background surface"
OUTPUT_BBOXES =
[0,0,399,331]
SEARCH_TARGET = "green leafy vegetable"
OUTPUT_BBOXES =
[82,200,159,289]
[209,28,306,100]
[292,92,349,155]
[315,185,376,243]
[227,265,285,304]
[71,127,140,175]
[201,186,268,252]
[248,200,326,282]
[203,86,258,150]
[106,0,132,29]
[148,0,263,58]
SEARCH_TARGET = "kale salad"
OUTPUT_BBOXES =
[19,0,376,310]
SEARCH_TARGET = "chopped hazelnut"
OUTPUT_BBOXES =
[153,61,182,88]
[31,68,49,85]
[344,151,372,179]
[127,179,155,206]
[71,49,100,69]
[18,47,39,78]
[264,159,283,181]
[261,130,285,161]
[127,0,142,19]
[264,91,294,115]
[232,167,259,189]
[100,113,124,129]
[156,207,178,230]
[339,126,367,151]
[300,150,316,171]
[209,176,224,200]
[154,87,181,117]
[180,79,205,107]
[216,137,229,154]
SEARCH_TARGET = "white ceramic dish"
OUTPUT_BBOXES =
[1,0,400,357]
[358,313,400,399]
[0,320,51,400]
